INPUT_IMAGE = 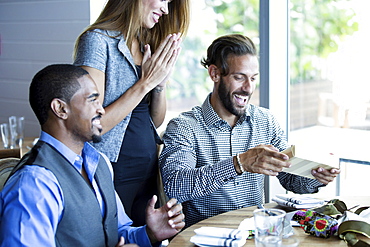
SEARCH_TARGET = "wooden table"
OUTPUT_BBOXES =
[0,137,37,157]
[20,137,37,156]
[168,196,370,247]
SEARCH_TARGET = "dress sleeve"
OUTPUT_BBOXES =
[102,151,152,246]
[0,166,63,247]
[277,172,326,194]
[116,192,152,245]
[73,30,108,72]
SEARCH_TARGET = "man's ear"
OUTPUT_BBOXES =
[50,98,69,120]
[208,65,220,83]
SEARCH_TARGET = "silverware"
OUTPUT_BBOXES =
[257,204,278,216]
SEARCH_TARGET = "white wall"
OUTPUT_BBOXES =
[0,0,90,137]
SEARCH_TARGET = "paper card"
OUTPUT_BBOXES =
[282,145,338,179]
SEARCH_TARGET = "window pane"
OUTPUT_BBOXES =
[167,0,260,116]
[289,0,370,196]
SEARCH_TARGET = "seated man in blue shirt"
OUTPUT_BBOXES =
[0,64,184,247]
[159,34,340,228]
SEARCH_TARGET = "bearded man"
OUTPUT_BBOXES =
[159,34,340,228]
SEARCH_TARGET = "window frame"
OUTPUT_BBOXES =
[260,0,290,201]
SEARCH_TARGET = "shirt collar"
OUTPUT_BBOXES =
[81,142,100,182]
[105,29,138,79]
[39,131,100,180]
[105,30,121,38]
[40,131,77,165]
[201,93,251,127]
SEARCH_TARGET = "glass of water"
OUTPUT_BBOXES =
[253,208,286,247]
[16,116,25,148]
[8,116,25,148]
[1,123,10,149]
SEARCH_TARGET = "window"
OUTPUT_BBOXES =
[288,0,370,196]
[166,0,260,122]
[89,0,106,24]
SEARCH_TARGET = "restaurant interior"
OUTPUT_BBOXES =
[1,0,369,199]
[0,0,370,246]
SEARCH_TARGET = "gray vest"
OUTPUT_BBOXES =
[11,141,118,247]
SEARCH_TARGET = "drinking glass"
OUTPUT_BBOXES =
[8,116,18,149]
[281,236,299,247]
[1,123,10,149]
[254,208,286,247]
[16,116,25,147]
[8,116,25,148]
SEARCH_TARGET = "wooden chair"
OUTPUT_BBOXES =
[0,148,21,159]
[0,157,20,190]
[157,143,169,207]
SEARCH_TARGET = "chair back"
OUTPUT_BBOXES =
[0,157,20,190]
[0,148,21,159]
[157,143,169,207]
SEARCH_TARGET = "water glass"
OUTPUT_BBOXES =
[1,123,10,149]
[16,116,25,147]
[281,236,299,247]
[8,116,25,148]
[254,208,286,247]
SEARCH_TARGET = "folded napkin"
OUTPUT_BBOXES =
[272,194,325,209]
[190,227,249,247]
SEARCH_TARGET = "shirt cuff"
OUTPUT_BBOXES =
[215,157,239,183]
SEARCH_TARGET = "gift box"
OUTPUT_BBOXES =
[292,209,339,238]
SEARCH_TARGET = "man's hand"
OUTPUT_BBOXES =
[145,196,185,243]
[238,145,291,176]
[311,167,341,184]
[115,237,139,247]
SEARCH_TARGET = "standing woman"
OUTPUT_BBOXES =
[73,0,190,226]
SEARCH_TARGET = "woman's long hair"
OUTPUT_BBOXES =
[74,0,190,58]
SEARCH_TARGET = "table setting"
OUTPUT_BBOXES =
[179,195,370,247]
[1,116,25,149]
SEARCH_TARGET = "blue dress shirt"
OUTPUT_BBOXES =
[0,131,151,246]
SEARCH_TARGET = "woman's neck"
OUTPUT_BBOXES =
[131,38,143,65]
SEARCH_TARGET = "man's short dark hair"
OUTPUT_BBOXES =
[29,64,88,125]
[201,34,257,76]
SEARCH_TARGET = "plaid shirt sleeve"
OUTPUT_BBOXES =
[159,115,238,203]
